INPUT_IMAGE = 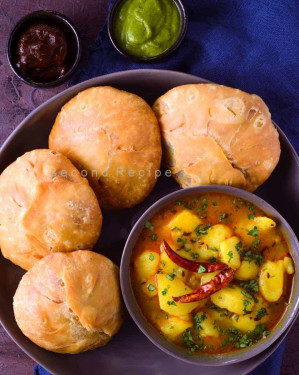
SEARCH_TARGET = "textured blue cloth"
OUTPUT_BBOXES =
[34,0,297,373]
[72,0,299,153]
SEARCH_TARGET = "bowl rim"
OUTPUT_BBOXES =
[7,9,82,88]
[120,184,299,366]
[107,0,188,63]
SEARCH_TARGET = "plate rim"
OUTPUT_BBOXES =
[0,69,298,375]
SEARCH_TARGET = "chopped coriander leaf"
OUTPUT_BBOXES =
[247,226,259,237]
[210,247,218,252]
[194,312,207,331]
[209,256,217,262]
[171,226,181,231]
[212,201,218,206]
[177,237,183,242]
[221,339,228,347]
[149,253,155,261]
[194,223,211,236]
[229,327,240,335]
[209,305,223,313]
[255,307,268,321]
[241,290,254,301]
[239,334,252,348]
[160,260,166,268]
[219,213,227,222]
[175,201,184,206]
[161,288,168,296]
[252,239,260,250]
[243,299,251,314]
[235,241,242,251]
[232,199,236,204]
[197,265,206,274]
[182,329,200,352]
[145,221,154,231]
[150,233,157,241]
[167,300,176,306]
[184,243,192,252]
[166,274,174,281]
[248,213,255,220]
[227,250,234,263]
[147,284,156,292]
[191,252,199,259]
[240,279,259,294]
[240,250,264,267]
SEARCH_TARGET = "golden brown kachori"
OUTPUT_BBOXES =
[0,149,102,270]
[152,84,280,191]
[49,86,162,210]
[13,251,124,354]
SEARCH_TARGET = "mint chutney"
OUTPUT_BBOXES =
[113,0,182,58]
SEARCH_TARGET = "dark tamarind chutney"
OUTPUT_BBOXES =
[15,21,70,82]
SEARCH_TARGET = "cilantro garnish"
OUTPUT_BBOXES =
[145,221,154,231]
[197,265,206,274]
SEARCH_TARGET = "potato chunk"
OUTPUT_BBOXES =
[160,246,190,281]
[235,216,276,249]
[235,259,259,280]
[264,241,288,261]
[196,313,219,338]
[253,216,276,231]
[231,294,270,332]
[134,251,159,282]
[201,271,221,285]
[203,224,232,250]
[219,236,241,270]
[140,276,158,297]
[159,316,192,339]
[168,210,202,234]
[231,314,257,332]
[259,260,285,302]
[157,274,199,316]
[283,256,294,275]
[197,244,219,260]
[211,286,255,314]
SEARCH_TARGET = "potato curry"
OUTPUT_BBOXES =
[131,193,294,355]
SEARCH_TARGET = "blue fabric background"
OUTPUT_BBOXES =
[72,0,299,153]
[35,0,298,373]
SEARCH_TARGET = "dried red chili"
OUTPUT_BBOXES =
[162,240,228,273]
[172,268,235,303]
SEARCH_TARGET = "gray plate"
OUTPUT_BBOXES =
[0,69,298,375]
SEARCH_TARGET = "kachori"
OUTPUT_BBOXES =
[13,251,124,353]
[0,149,102,270]
[49,86,162,210]
[152,84,280,191]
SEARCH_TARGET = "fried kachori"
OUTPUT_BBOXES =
[0,149,102,270]
[13,251,124,353]
[152,84,280,191]
[49,86,162,210]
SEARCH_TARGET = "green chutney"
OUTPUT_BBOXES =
[113,0,181,58]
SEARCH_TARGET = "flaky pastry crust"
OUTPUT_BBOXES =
[49,86,162,210]
[0,150,102,270]
[153,84,280,191]
[13,251,124,353]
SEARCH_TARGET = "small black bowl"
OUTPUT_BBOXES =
[7,10,82,88]
[108,0,188,63]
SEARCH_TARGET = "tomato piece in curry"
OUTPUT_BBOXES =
[130,193,294,355]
